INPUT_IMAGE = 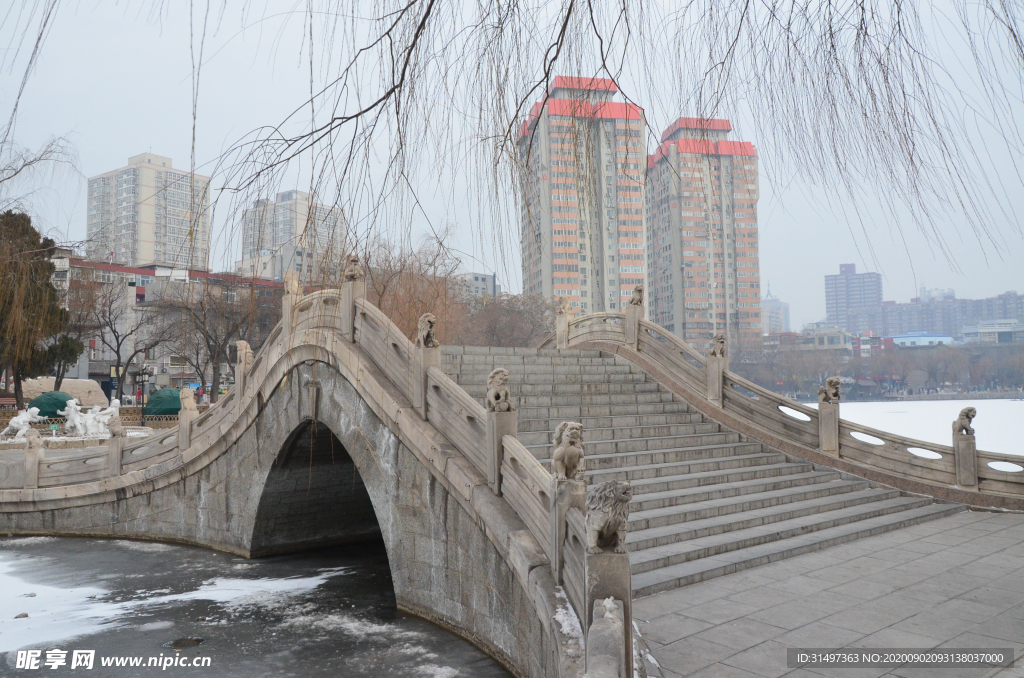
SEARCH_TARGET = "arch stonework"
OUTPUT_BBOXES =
[0,356,563,678]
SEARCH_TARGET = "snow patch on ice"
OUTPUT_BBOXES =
[414,665,460,678]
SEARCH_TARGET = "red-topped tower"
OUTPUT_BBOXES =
[645,118,761,350]
[517,77,647,312]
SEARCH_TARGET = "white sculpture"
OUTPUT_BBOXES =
[180,387,199,413]
[1,407,44,439]
[58,399,88,437]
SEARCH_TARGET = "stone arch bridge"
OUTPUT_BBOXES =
[2,284,1023,678]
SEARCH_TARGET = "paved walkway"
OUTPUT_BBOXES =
[634,510,1024,678]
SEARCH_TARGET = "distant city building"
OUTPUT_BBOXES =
[851,331,894,358]
[517,76,647,314]
[881,291,1023,338]
[962,320,1024,344]
[918,287,955,302]
[236,191,347,280]
[455,272,501,298]
[889,331,953,347]
[761,285,790,334]
[86,154,211,270]
[824,264,883,334]
[800,324,855,355]
[646,117,761,348]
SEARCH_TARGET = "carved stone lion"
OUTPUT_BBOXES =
[416,313,440,348]
[25,428,43,451]
[709,333,727,358]
[585,480,632,554]
[108,418,126,438]
[817,376,841,405]
[953,407,976,436]
[342,254,365,282]
[485,368,515,412]
[283,269,302,297]
[180,387,199,413]
[236,340,254,368]
[551,421,585,481]
[557,297,572,315]
[629,284,644,306]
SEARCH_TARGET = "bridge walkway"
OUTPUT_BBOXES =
[444,347,962,598]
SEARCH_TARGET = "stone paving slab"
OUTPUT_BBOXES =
[634,511,1024,678]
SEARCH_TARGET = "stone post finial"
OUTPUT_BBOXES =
[415,313,440,348]
[485,368,515,412]
[342,254,365,282]
[818,377,841,457]
[953,407,978,487]
[552,422,585,482]
[710,333,727,358]
[628,284,644,306]
[24,428,42,489]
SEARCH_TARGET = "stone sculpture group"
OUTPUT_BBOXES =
[57,399,122,437]
[1,397,124,440]
[0,407,44,439]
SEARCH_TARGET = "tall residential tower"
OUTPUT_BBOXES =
[645,119,761,349]
[235,190,347,280]
[86,154,211,270]
[517,77,648,312]
[824,263,883,333]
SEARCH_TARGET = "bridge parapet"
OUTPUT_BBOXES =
[545,306,1024,510]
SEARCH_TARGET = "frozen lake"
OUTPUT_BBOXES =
[813,399,1024,456]
[0,537,508,677]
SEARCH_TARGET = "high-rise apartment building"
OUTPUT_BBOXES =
[517,77,647,312]
[86,154,210,270]
[824,264,883,333]
[761,285,791,334]
[646,118,761,348]
[235,190,347,280]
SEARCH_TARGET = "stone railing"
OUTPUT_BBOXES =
[544,304,1024,510]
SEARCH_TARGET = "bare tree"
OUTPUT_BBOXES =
[155,276,279,403]
[92,281,171,401]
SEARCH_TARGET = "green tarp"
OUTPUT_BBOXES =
[28,391,76,418]
[143,387,181,416]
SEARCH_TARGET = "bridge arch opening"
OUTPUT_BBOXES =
[249,419,382,557]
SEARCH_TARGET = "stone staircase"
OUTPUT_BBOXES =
[443,347,963,598]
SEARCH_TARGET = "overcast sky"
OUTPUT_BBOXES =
[3,1,1022,329]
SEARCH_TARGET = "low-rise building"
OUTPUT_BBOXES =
[455,272,501,298]
[888,331,953,347]
[962,320,1024,344]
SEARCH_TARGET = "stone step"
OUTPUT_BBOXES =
[623,463,823,497]
[631,503,965,597]
[626,487,902,549]
[580,449,780,480]
[627,477,872,527]
[628,496,936,575]
[513,392,678,407]
[459,381,661,397]
[516,422,721,445]
[447,365,638,379]
[527,432,742,458]
[515,402,691,419]
[516,412,705,433]
[626,473,843,516]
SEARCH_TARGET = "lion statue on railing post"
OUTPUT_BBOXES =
[817,377,841,405]
[342,254,365,282]
[235,340,254,369]
[952,407,976,436]
[416,313,440,348]
[709,333,727,358]
[551,421,585,481]
[485,368,515,412]
[585,480,632,554]
[629,284,644,306]
[283,269,302,297]
[180,387,199,413]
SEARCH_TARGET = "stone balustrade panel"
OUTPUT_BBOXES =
[562,506,587,619]
[354,299,414,400]
[500,435,554,560]
[425,366,489,474]
[721,374,820,448]
[37,448,111,487]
